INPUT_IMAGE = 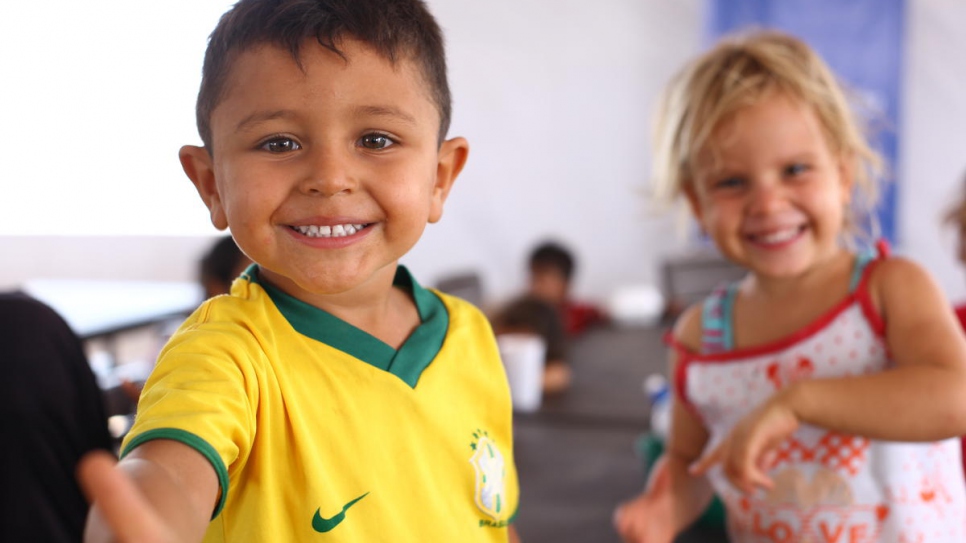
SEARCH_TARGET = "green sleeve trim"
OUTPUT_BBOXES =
[121,428,230,519]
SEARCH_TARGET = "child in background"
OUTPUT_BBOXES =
[198,234,251,299]
[491,295,570,394]
[527,240,607,337]
[942,172,966,486]
[78,1,520,541]
[494,240,605,395]
[614,30,966,542]
[944,174,966,329]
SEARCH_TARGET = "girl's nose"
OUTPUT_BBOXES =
[747,181,786,215]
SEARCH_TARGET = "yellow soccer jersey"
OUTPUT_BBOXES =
[122,265,519,542]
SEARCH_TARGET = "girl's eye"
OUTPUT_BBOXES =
[713,177,745,190]
[261,137,301,153]
[360,133,394,150]
[785,163,809,176]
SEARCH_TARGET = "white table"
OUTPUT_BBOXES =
[21,278,203,341]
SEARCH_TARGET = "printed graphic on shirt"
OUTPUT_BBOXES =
[469,429,507,524]
[311,492,369,533]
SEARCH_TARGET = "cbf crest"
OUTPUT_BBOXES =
[469,429,508,523]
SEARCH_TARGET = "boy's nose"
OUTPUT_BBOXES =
[298,150,356,196]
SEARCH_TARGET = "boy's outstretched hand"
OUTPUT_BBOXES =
[613,457,675,543]
[77,451,177,543]
[688,394,799,494]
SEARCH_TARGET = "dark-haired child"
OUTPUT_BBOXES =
[80,1,519,541]
[198,235,251,299]
[527,241,606,337]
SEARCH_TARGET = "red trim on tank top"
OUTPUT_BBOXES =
[665,253,887,411]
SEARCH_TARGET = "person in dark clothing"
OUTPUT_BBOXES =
[0,292,113,543]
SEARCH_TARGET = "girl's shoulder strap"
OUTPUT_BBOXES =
[700,282,739,354]
[848,239,891,293]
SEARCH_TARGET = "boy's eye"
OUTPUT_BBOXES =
[261,137,301,153]
[359,133,394,150]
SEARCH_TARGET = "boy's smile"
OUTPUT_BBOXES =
[181,38,467,313]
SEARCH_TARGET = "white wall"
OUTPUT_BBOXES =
[407,0,702,302]
[3,0,965,307]
[898,0,966,303]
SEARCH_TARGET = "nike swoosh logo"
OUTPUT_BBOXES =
[311,492,370,533]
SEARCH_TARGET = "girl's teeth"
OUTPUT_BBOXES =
[295,224,364,238]
[757,228,797,244]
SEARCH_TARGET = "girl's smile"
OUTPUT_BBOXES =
[687,92,852,283]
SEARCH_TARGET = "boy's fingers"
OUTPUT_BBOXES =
[76,451,119,504]
[77,451,169,543]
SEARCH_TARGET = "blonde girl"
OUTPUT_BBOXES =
[615,30,966,543]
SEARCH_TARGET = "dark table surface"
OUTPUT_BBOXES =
[511,324,729,543]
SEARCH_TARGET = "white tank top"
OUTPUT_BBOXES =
[673,248,966,542]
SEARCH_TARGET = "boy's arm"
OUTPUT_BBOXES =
[614,307,715,542]
[693,257,966,493]
[80,440,219,543]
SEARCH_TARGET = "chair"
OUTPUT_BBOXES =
[434,271,485,308]
[661,250,747,316]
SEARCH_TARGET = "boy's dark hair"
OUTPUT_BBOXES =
[200,235,247,286]
[196,0,451,151]
[528,241,575,281]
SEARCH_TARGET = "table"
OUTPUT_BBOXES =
[511,324,730,543]
[21,278,202,341]
[21,278,203,421]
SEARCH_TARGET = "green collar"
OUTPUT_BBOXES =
[245,264,448,388]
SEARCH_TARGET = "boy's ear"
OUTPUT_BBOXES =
[428,136,469,224]
[179,145,228,230]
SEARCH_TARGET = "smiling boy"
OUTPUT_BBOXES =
[79,1,520,542]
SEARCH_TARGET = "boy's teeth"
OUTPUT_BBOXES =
[294,224,364,238]
[756,228,798,244]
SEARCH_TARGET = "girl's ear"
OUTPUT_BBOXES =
[180,145,228,230]
[683,181,705,225]
[837,151,856,205]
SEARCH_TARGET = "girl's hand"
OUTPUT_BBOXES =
[613,459,675,543]
[689,394,799,494]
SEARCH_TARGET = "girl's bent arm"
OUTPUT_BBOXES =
[693,257,966,493]
[785,257,966,441]
[80,440,219,543]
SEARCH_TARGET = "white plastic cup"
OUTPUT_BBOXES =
[497,333,547,413]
